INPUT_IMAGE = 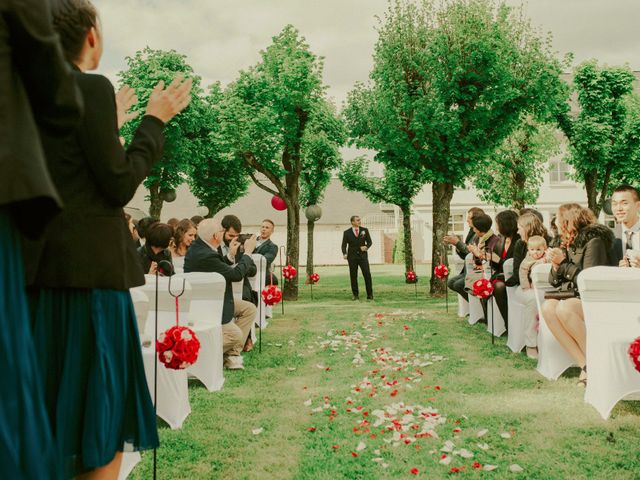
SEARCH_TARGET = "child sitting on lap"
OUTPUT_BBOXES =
[519,235,547,289]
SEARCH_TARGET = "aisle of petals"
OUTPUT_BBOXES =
[303,311,525,476]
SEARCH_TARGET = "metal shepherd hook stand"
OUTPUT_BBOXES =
[152,261,183,480]
[278,245,286,315]
[484,247,496,346]
[258,255,264,353]
[440,253,449,313]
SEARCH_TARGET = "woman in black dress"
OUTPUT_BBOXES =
[26,0,192,477]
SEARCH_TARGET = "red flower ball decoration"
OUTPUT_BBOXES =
[271,195,287,211]
[309,273,320,284]
[261,284,283,306]
[434,264,449,279]
[629,337,640,373]
[156,326,201,370]
[405,270,418,284]
[283,264,297,280]
[472,278,494,299]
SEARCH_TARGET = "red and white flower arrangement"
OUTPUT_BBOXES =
[472,278,494,299]
[309,273,320,284]
[434,264,449,279]
[283,264,297,280]
[156,325,201,370]
[629,337,640,373]
[261,284,283,306]
[405,270,418,284]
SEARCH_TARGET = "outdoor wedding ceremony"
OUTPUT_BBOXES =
[2,0,640,478]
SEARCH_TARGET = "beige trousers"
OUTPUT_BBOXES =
[222,299,256,356]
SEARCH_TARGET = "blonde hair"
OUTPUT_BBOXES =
[556,204,597,247]
[517,213,548,241]
[527,235,547,250]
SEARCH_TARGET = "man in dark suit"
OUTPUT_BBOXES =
[342,215,373,300]
[254,219,278,285]
[611,185,640,267]
[184,219,257,370]
[444,207,485,301]
[218,214,257,310]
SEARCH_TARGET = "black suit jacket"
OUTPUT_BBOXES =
[342,227,373,260]
[24,69,165,289]
[184,237,256,324]
[1,1,82,237]
[255,237,278,269]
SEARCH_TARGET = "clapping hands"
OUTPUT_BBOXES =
[145,76,193,124]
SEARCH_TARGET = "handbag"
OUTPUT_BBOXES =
[543,289,577,300]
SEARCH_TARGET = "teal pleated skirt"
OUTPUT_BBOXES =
[30,285,159,477]
[0,210,60,479]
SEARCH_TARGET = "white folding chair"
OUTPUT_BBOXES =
[504,258,526,352]
[457,295,469,318]
[129,288,149,338]
[531,264,576,380]
[487,295,507,338]
[465,253,485,325]
[177,272,226,392]
[578,267,640,419]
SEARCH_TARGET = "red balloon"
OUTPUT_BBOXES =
[271,196,287,211]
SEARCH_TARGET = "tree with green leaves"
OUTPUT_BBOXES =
[118,47,204,219]
[473,118,560,210]
[300,102,345,278]
[339,156,426,274]
[186,83,250,217]
[223,25,344,300]
[557,61,640,216]
[348,0,567,294]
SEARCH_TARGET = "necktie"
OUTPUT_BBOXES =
[626,230,634,250]
[355,228,359,238]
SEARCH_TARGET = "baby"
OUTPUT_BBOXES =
[519,235,547,289]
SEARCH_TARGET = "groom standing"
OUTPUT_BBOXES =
[342,215,373,300]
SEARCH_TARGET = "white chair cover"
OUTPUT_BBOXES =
[457,295,469,318]
[177,272,226,392]
[578,267,640,419]
[129,288,149,338]
[172,255,185,274]
[250,254,268,329]
[140,275,193,337]
[531,264,576,380]
[487,297,506,338]
[504,258,526,352]
[465,253,484,325]
[118,452,141,480]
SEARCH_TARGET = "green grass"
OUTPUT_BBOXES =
[131,265,640,480]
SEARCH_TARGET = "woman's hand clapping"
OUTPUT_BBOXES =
[145,76,193,124]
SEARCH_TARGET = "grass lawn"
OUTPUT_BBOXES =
[131,265,640,480]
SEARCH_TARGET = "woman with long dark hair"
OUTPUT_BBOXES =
[541,204,613,386]
[25,1,192,477]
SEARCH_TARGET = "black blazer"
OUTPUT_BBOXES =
[184,237,256,324]
[24,69,165,289]
[137,244,173,275]
[342,227,373,260]
[218,245,257,304]
[1,1,82,237]
[255,238,278,269]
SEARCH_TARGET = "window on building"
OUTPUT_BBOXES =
[447,213,467,254]
[549,159,572,184]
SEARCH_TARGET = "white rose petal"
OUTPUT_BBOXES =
[252,428,264,435]
[509,464,524,473]
[356,441,367,452]
[483,464,498,471]
[477,443,490,451]
[303,399,312,406]
[439,455,452,465]
[500,432,512,439]
[477,429,489,438]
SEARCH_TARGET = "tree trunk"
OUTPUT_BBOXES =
[400,205,414,273]
[149,182,164,220]
[430,181,454,295]
[284,192,300,301]
[584,172,599,216]
[306,219,315,279]
[512,168,527,211]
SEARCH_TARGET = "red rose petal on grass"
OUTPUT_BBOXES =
[307,427,316,432]
[403,325,410,330]
[351,452,359,457]
[453,428,462,433]
[332,445,340,450]
[472,462,482,469]
[449,467,460,473]
[435,386,441,391]
[410,468,419,475]
[390,389,398,397]
[441,454,448,459]
[370,434,377,439]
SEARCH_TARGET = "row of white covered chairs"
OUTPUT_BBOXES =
[457,257,640,419]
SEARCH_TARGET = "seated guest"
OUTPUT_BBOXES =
[611,184,640,266]
[190,215,204,227]
[184,219,257,369]
[137,222,173,275]
[170,219,196,257]
[255,219,279,286]
[136,216,156,246]
[167,217,179,230]
[445,207,484,302]
[506,208,546,289]
[542,204,613,386]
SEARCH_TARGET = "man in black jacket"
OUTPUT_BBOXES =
[184,218,257,369]
[255,219,278,285]
[342,215,373,300]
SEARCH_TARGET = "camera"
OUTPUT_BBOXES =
[237,233,254,245]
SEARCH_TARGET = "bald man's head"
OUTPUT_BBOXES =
[198,218,223,247]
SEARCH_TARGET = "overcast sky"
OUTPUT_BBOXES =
[94,0,640,107]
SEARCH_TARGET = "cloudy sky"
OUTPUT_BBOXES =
[94,0,640,108]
